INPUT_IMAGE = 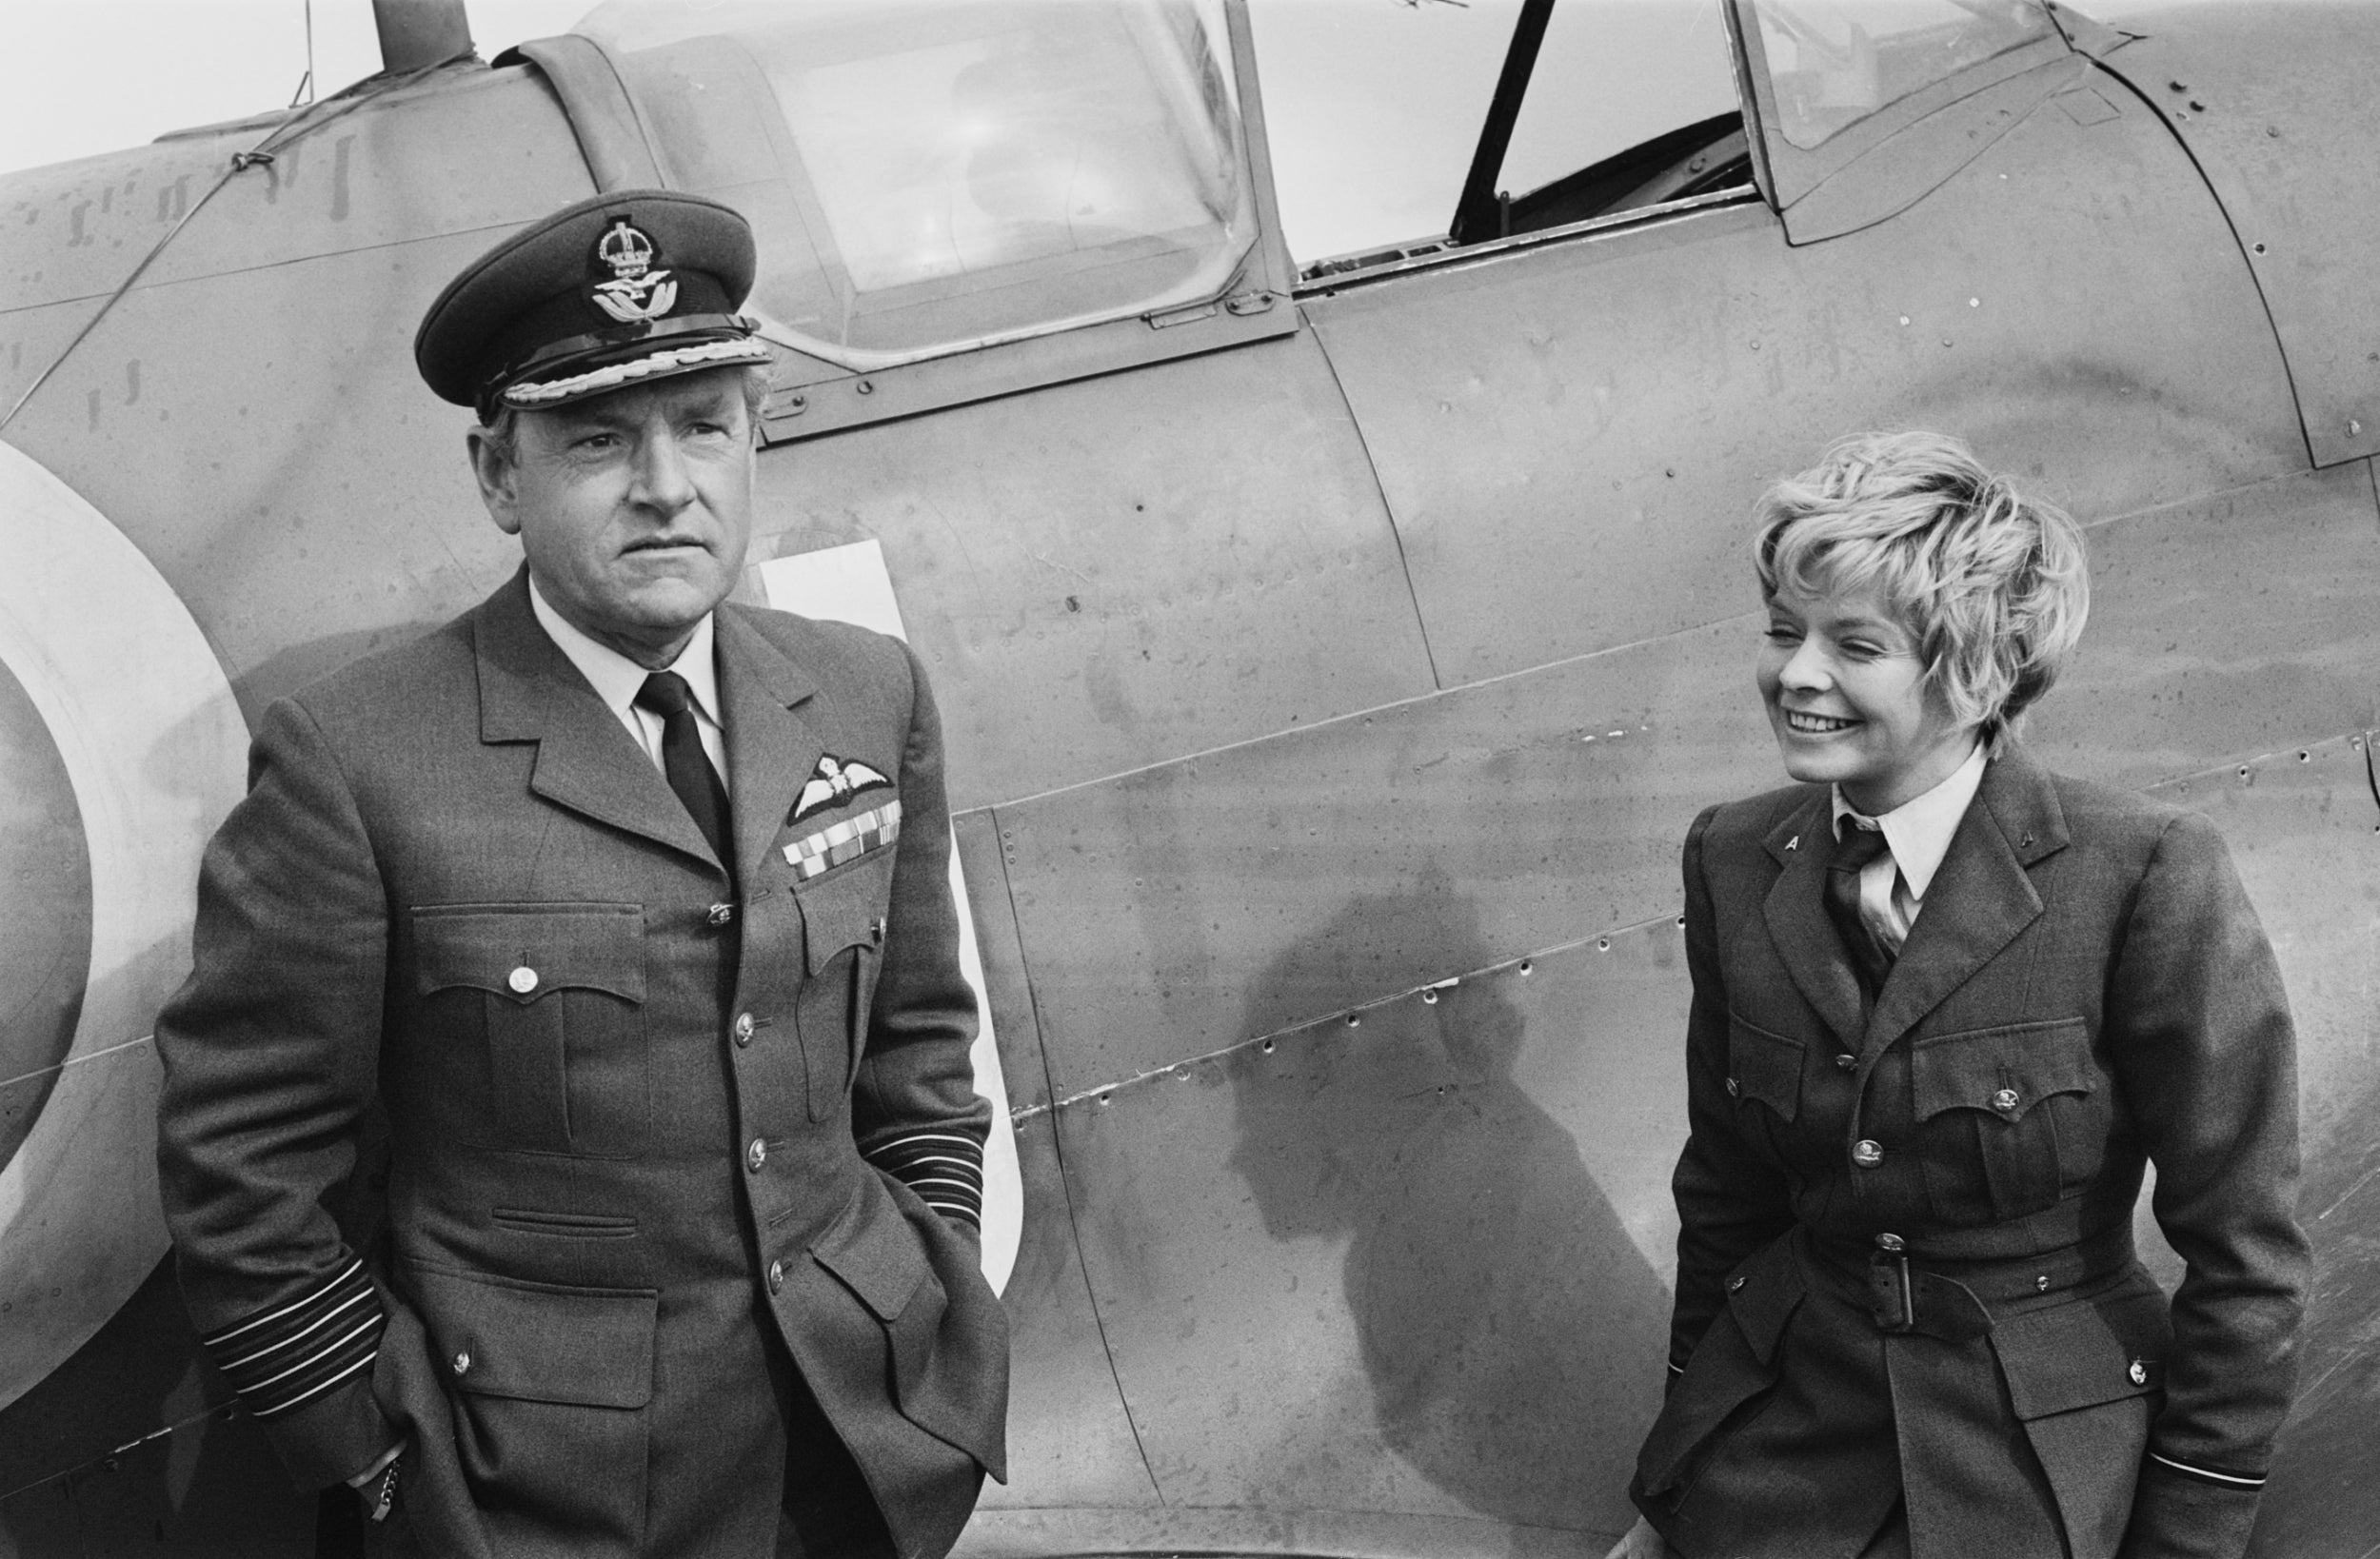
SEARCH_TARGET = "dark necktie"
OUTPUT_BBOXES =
[634,672,732,871]
[1826,821,1894,997]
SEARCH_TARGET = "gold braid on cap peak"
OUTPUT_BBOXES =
[499,337,774,409]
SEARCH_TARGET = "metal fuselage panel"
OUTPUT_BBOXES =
[1,11,2379,1558]
[2087,2,2380,468]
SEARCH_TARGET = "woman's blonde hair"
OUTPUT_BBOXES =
[1753,431,2090,739]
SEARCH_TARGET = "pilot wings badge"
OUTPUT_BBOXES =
[790,754,892,824]
[589,218,678,324]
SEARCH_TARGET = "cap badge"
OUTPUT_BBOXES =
[590,217,678,324]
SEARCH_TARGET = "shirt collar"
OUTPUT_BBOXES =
[1832,741,1987,902]
[527,575,722,726]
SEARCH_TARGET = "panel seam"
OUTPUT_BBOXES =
[983,801,1164,1503]
[1306,306,1442,691]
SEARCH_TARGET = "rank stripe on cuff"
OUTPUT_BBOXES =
[863,1130,983,1228]
[200,1255,386,1420]
[2148,1452,2266,1490]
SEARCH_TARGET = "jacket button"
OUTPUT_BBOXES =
[745,1137,767,1173]
[2036,1274,2052,1293]
[2128,1358,2149,1386]
[1851,1139,1885,1168]
[767,1258,784,1294]
[1835,1053,1857,1073]
[1727,1274,1747,1293]
[452,1350,472,1375]
[1992,1087,2021,1115]
[707,902,735,927]
[506,966,537,996]
[871,916,886,945]
[733,1012,756,1046]
[1875,1233,1905,1253]
[1724,1077,1740,1098]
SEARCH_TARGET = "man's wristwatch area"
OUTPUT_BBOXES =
[347,1439,407,1524]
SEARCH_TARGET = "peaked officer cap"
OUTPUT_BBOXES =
[415,188,771,419]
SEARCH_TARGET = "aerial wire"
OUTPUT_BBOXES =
[0,40,470,437]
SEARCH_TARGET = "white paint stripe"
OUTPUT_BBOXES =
[757,541,1021,1297]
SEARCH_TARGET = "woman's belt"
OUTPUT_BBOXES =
[1798,1221,2142,1340]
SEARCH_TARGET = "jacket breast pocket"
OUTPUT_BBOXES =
[1911,1017,2103,1221]
[1722,1015,1809,1174]
[790,856,892,1123]
[413,903,648,1157]
[1727,1013,1806,1115]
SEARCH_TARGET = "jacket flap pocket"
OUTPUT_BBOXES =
[411,1265,656,1409]
[1911,1017,2093,1123]
[1726,1234,1808,1366]
[412,903,645,1004]
[1728,1014,1806,1122]
[1993,1290,2168,1419]
[794,858,889,976]
[810,1182,925,1320]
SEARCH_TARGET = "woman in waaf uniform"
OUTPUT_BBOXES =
[1604,433,2309,1559]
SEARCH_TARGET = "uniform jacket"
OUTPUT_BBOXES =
[155,570,1008,1559]
[1631,745,2307,1559]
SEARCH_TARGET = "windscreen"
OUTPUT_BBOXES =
[1748,0,2057,149]
[579,0,1255,369]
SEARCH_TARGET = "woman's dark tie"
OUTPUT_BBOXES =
[1827,823,1894,997]
[634,672,732,870]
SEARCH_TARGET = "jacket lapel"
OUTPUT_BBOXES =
[1863,745,2067,1055]
[1759,792,1868,1047]
[473,569,721,871]
[715,604,823,886]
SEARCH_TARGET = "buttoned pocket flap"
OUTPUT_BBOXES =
[1993,1289,2169,1420]
[794,858,889,977]
[412,1266,657,1409]
[810,1183,927,1321]
[1727,1014,1806,1122]
[1911,1017,2093,1123]
[412,903,645,1005]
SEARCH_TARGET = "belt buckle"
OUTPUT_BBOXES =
[1869,1250,1917,1334]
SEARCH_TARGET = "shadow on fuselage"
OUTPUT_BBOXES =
[1227,883,1671,1531]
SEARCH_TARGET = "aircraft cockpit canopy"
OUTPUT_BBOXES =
[1748,0,2061,149]
[575,0,1253,372]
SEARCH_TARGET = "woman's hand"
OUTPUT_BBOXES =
[1603,1514,1666,1559]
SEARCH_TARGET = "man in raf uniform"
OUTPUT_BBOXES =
[154,189,1007,1556]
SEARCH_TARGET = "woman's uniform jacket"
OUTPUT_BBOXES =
[1631,745,2308,1559]
[154,570,1007,1558]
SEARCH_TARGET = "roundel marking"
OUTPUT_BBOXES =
[0,438,248,1411]
[0,658,94,1171]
